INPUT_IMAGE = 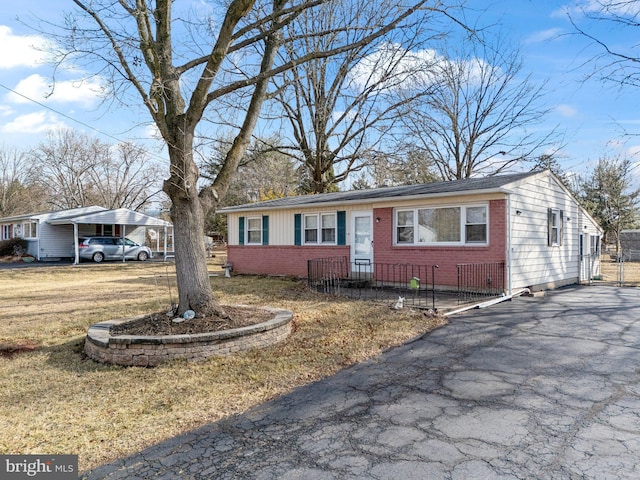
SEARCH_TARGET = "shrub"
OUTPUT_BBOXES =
[0,237,28,256]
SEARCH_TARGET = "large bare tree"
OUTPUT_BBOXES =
[270,1,456,193]
[202,135,299,205]
[351,148,440,189]
[27,129,162,211]
[38,0,460,316]
[87,141,163,210]
[28,129,105,210]
[400,36,560,180]
[0,146,47,216]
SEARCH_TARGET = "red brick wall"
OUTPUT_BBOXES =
[227,245,350,277]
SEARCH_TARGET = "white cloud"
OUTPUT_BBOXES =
[626,144,640,158]
[0,105,13,117]
[555,104,578,117]
[559,0,640,19]
[582,0,640,16]
[525,28,564,44]
[6,74,104,108]
[143,123,163,141]
[0,111,66,134]
[0,25,53,69]
[348,43,442,92]
[349,43,503,95]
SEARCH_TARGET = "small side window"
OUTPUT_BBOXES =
[548,208,563,246]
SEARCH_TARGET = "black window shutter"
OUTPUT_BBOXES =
[337,211,346,245]
[262,216,269,245]
[294,214,301,246]
[239,216,245,245]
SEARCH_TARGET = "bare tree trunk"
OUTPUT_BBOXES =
[164,131,225,317]
[170,190,222,317]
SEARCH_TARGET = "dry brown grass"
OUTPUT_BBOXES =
[599,259,640,285]
[0,250,446,472]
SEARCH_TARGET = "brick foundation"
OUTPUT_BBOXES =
[84,307,293,367]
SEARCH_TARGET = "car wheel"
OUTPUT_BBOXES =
[93,252,105,263]
[137,251,149,261]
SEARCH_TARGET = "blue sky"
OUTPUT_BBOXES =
[0,0,639,183]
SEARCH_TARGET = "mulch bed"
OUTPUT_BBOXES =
[110,306,275,336]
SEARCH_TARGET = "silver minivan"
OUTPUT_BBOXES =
[75,236,153,263]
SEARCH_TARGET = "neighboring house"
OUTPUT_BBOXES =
[219,170,602,293]
[619,230,640,261]
[0,206,173,262]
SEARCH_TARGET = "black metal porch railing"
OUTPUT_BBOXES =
[308,257,440,310]
[456,262,505,304]
[308,257,506,310]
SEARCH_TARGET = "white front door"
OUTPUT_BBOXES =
[351,211,373,266]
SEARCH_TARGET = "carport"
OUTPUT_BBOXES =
[47,208,173,264]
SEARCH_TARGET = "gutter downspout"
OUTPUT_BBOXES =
[36,219,41,261]
[73,222,79,265]
[444,288,531,317]
[122,225,126,263]
[163,227,168,260]
[506,193,513,296]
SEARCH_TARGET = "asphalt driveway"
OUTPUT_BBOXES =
[83,285,640,479]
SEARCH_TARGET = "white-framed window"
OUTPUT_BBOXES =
[396,210,414,244]
[590,234,600,255]
[95,224,117,236]
[394,204,488,246]
[246,216,262,245]
[465,206,487,243]
[304,213,336,244]
[1,225,10,240]
[22,222,38,239]
[418,207,460,243]
[548,208,563,246]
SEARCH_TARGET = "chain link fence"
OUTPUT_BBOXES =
[599,249,640,286]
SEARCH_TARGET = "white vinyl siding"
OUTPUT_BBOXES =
[509,174,599,289]
[38,223,76,258]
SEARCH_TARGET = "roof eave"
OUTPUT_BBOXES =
[0,213,39,223]
[219,187,512,214]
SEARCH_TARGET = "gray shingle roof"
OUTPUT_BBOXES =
[219,170,543,213]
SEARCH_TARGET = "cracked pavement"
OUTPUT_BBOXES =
[82,285,640,479]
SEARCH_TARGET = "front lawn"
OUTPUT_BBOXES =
[0,252,445,472]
